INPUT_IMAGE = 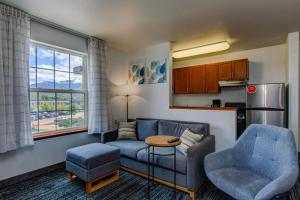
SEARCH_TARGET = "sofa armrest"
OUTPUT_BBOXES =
[186,135,215,191]
[204,147,236,173]
[101,129,118,143]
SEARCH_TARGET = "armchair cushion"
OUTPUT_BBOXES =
[207,166,271,200]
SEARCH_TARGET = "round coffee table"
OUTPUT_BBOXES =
[145,135,181,199]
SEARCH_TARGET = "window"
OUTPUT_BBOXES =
[30,42,87,137]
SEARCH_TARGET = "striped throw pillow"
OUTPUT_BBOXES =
[117,121,137,140]
[177,128,204,156]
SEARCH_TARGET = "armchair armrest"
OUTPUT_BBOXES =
[101,129,118,143]
[255,165,299,200]
[204,147,236,173]
[186,135,215,191]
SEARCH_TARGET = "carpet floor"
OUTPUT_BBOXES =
[0,168,299,200]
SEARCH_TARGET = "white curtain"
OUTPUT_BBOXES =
[88,37,112,134]
[0,4,33,153]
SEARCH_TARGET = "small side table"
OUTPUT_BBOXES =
[145,135,181,199]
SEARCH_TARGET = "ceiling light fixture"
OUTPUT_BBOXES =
[173,41,230,58]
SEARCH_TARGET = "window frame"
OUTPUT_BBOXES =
[30,40,88,139]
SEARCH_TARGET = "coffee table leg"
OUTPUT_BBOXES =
[147,146,150,199]
[152,146,154,186]
[174,146,176,199]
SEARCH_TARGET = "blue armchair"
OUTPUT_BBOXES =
[204,124,299,200]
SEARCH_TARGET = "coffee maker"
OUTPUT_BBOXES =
[211,99,221,107]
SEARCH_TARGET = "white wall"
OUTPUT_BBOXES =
[0,133,98,181]
[126,42,237,151]
[287,32,300,151]
[173,44,287,106]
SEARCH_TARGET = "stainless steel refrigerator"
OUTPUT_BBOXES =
[246,83,286,127]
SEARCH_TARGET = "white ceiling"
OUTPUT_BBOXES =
[1,0,300,53]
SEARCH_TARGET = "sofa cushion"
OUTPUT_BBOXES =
[158,120,208,137]
[137,147,187,174]
[106,140,148,159]
[137,119,158,140]
[207,167,271,200]
[66,143,120,170]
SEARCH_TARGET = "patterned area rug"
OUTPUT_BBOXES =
[0,169,299,200]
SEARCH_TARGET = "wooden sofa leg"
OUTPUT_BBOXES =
[189,191,197,199]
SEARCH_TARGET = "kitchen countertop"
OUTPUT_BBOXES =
[169,105,239,111]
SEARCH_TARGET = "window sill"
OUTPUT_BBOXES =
[33,128,88,140]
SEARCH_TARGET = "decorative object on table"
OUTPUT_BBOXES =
[176,129,204,156]
[128,58,167,85]
[118,84,136,122]
[145,135,181,199]
[204,124,299,200]
[128,62,146,85]
[66,143,120,193]
[117,121,137,140]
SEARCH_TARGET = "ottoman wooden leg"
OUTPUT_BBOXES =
[86,169,120,193]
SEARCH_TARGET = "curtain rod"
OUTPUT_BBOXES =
[30,15,105,42]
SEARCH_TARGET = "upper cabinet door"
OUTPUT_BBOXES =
[219,61,232,81]
[205,64,219,93]
[232,59,249,80]
[189,65,206,93]
[173,67,188,94]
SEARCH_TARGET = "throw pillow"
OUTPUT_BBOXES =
[118,121,137,140]
[177,128,204,156]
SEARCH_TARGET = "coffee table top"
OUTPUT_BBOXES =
[145,135,181,147]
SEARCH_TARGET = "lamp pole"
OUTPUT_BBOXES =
[126,94,129,122]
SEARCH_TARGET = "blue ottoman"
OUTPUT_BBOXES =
[66,143,120,193]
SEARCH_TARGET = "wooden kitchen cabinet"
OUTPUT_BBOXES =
[173,67,188,94]
[205,64,219,93]
[219,61,232,80]
[188,65,206,93]
[232,59,248,80]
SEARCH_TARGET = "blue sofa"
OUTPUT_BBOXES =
[101,118,215,197]
[204,124,299,200]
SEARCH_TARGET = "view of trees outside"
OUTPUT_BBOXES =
[30,44,86,134]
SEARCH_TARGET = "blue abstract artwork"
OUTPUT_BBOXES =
[129,58,167,85]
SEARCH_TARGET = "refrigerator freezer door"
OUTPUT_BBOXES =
[246,110,286,127]
[246,84,285,109]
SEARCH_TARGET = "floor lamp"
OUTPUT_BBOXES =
[118,84,134,122]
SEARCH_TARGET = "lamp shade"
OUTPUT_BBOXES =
[117,84,136,96]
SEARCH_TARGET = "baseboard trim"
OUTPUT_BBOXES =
[0,162,65,189]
